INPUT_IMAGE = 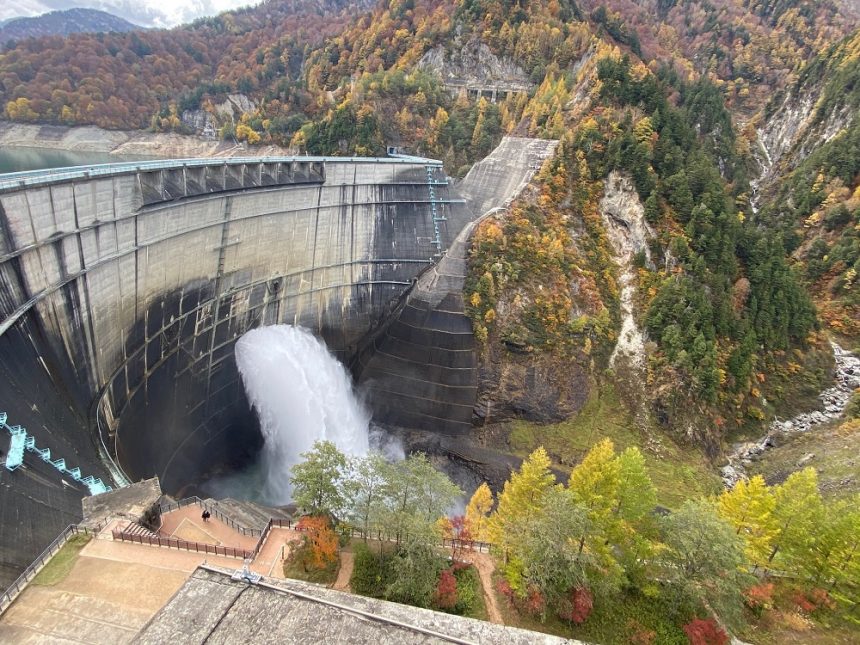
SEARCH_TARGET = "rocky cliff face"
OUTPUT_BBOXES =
[756,36,859,185]
[599,172,653,371]
[418,38,534,91]
[181,94,259,138]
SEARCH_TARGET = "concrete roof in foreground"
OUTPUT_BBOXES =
[133,566,580,645]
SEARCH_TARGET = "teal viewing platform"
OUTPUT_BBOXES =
[1,411,112,495]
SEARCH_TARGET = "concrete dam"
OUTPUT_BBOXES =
[0,138,555,586]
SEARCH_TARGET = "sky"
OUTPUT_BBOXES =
[0,0,264,29]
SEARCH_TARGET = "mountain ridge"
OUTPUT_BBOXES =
[0,8,139,44]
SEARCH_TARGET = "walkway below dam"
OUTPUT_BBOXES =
[0,505,304,643]
[0,500,575,644]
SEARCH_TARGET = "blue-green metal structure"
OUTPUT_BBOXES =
[2,412,112,495]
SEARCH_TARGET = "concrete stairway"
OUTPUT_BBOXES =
[203,498,291,531]
[122,522,160,539]
[355,221,479,434]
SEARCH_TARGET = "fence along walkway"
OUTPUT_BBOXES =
[154,496,494,560]
[110,527,254,560]
[0,524,99,614]
[114,496,495,567]
[2,497,494,616]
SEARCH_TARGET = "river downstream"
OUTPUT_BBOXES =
[722,342,860,487]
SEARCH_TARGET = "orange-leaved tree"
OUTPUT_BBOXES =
[297,515,339,571]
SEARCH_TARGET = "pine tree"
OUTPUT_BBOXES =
[661,500,750,626]
[465,482,494,542]
[615,447,657,525]
[717,475,778,569]
[803,494,860,593]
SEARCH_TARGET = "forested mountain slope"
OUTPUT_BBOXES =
[1,0,857,151]
[756,29,860,342]
[0,0,377,130]
[0,9,139,43]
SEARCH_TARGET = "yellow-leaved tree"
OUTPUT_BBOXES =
[717,475,778,569]
[487,447,557,590]
[465,482,493,542]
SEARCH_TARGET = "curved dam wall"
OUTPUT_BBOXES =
[355,137,559,435]
[0,156,457,585]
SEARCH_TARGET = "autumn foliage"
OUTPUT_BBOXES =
[682,618,729,645]
[296,515,339,571]
[742,582,775,616]
[558,586,593,624]
[433,568,458,610]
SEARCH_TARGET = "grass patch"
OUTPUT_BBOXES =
[748,418,860,500]
[507,381,721,508]
[32,533,91,586]
[448,564,488,621]
[282,541,340,585]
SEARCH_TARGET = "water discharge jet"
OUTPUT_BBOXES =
[235,325,371,504]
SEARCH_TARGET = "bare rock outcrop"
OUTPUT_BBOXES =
[418,38,534,92]
[599,172,653,370]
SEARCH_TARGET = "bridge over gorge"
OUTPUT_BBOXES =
[0,138,557,587]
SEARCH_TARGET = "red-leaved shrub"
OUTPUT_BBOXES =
[743,582,775,616]
[523,586,546,616]
[496,577,514,603]
[792,587,836,614]
[558,586,593,624]
[683,617,729,645]
[434,568,458,610]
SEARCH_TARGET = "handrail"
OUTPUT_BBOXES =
[0,155,443,191]
[0,524,97,614]
[111,528,253,560]
[160,495,494,555]
[159,496,262,537]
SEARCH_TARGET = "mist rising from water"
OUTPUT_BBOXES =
[235,325,371,504]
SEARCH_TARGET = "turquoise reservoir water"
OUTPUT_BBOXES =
[0,146,156,174]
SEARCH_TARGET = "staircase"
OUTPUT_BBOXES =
[121,522,160,540]
[425,165,448,252]
[1,411,113,496]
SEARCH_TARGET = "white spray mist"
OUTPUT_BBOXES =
[235,325,371,504]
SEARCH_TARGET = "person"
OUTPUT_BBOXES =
[202,510,211,522]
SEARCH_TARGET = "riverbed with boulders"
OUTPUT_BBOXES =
[721,342,860,488]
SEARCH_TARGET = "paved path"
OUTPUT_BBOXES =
[250,527,302,577]
[332,551,354,592]
[463,551,504,625]
[0,523,244,644]
[157,506,258,552]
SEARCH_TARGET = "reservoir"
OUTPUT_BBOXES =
[0,145,156,173]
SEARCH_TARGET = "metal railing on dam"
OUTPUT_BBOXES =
[0,153,467,589]
[0,154,442,191]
